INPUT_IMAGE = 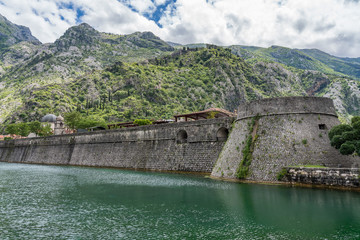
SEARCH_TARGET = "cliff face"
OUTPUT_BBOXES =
[0,14,41,47]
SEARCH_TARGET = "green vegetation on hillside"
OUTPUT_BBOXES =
[0,17,359,133]
[1,46,360,132]
[230,45,360,79]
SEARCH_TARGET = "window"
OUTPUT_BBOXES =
[216,127,229,141]
[318,124,326,130]
[176,130,188,144]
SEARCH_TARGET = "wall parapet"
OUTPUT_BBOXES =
[284,167,360,188]
[237,97,337,120]
[0,117,234,173]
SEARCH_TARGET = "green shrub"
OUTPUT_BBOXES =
[302,139,307,145]
[133,119,152,126]
[207,111,217,119]
[276,168,288,181]
[341,131,357,141]
[351,116,360,125]
[328,124,352,140]
[330,135,346,149]
[339,142,356,155]
[329,117,360,155]
[353,121,360,132]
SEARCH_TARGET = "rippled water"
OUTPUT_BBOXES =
[0,162,360,239]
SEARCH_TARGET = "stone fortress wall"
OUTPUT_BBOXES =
[211,97,360,181]
[1,96,359,185]
[0,118,233,172]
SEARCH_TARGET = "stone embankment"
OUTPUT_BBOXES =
[284,167,360,188]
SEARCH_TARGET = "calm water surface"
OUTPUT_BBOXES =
[0,162,359,240]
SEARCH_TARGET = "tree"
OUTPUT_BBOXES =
[6,123,20,135]
[328,124,352,140]
[18,123,30,137]
[64,111,82,130]
[28,121,42,134]
[38,123,53,137]
[329,116,360,155]
[340,142,356,155]
[76,116,106,129]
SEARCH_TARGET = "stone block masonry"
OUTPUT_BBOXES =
[212,97,360,182]
[285,167,360,188]
[0,118,233,173]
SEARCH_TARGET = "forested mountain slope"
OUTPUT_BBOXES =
[0,15,359,130]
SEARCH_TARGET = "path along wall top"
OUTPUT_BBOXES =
[237,97,337,120]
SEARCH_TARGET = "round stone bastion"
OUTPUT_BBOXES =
[211,97,360,182]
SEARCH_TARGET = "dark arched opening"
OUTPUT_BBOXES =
[216,127,229,141]
[176,130,188,144]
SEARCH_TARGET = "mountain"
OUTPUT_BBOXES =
[0,23,174,86]
[2,46,359,126]
[298,49,360,79]
[230,45,360,79]
[0,17,359,130]
[0,15,40,48]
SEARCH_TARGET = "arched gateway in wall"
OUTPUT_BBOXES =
[211,97,359,182]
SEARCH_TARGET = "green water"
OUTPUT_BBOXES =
[0,163,359,240]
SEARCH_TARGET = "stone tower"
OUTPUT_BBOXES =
[54,115,65,135]
[211,97,359,181]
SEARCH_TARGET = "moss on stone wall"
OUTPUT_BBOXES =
[236,115,260,179]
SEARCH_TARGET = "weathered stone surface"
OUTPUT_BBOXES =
[211,97,360,181]
[1,96,359,186]
[0,118,233,173]
[284,167,360,188]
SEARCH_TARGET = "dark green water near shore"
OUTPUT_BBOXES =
[1,162,359,240]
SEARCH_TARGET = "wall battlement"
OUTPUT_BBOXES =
[237,97,337,120]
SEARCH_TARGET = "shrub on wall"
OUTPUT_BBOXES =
[276,168,288,181]
[236,115,260,179]
[329,116,360,155]
[133,119,152,126]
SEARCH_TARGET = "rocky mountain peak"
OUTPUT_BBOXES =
[0,14,41,47]
[54,22,101,50]
[127,31,174,51]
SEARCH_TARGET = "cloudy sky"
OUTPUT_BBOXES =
[0,0,359,57]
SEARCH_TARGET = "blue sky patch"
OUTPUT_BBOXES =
[57,2,84,23]
[118,0,176,28]
[76,8,85,23]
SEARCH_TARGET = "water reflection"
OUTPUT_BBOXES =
[0,162,359,240]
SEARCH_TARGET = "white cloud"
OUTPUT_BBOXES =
[154,0,167,6]
[158,0,360,57]
[0,0,73,43]
[74,0,160,35]
[0,0,359,57]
